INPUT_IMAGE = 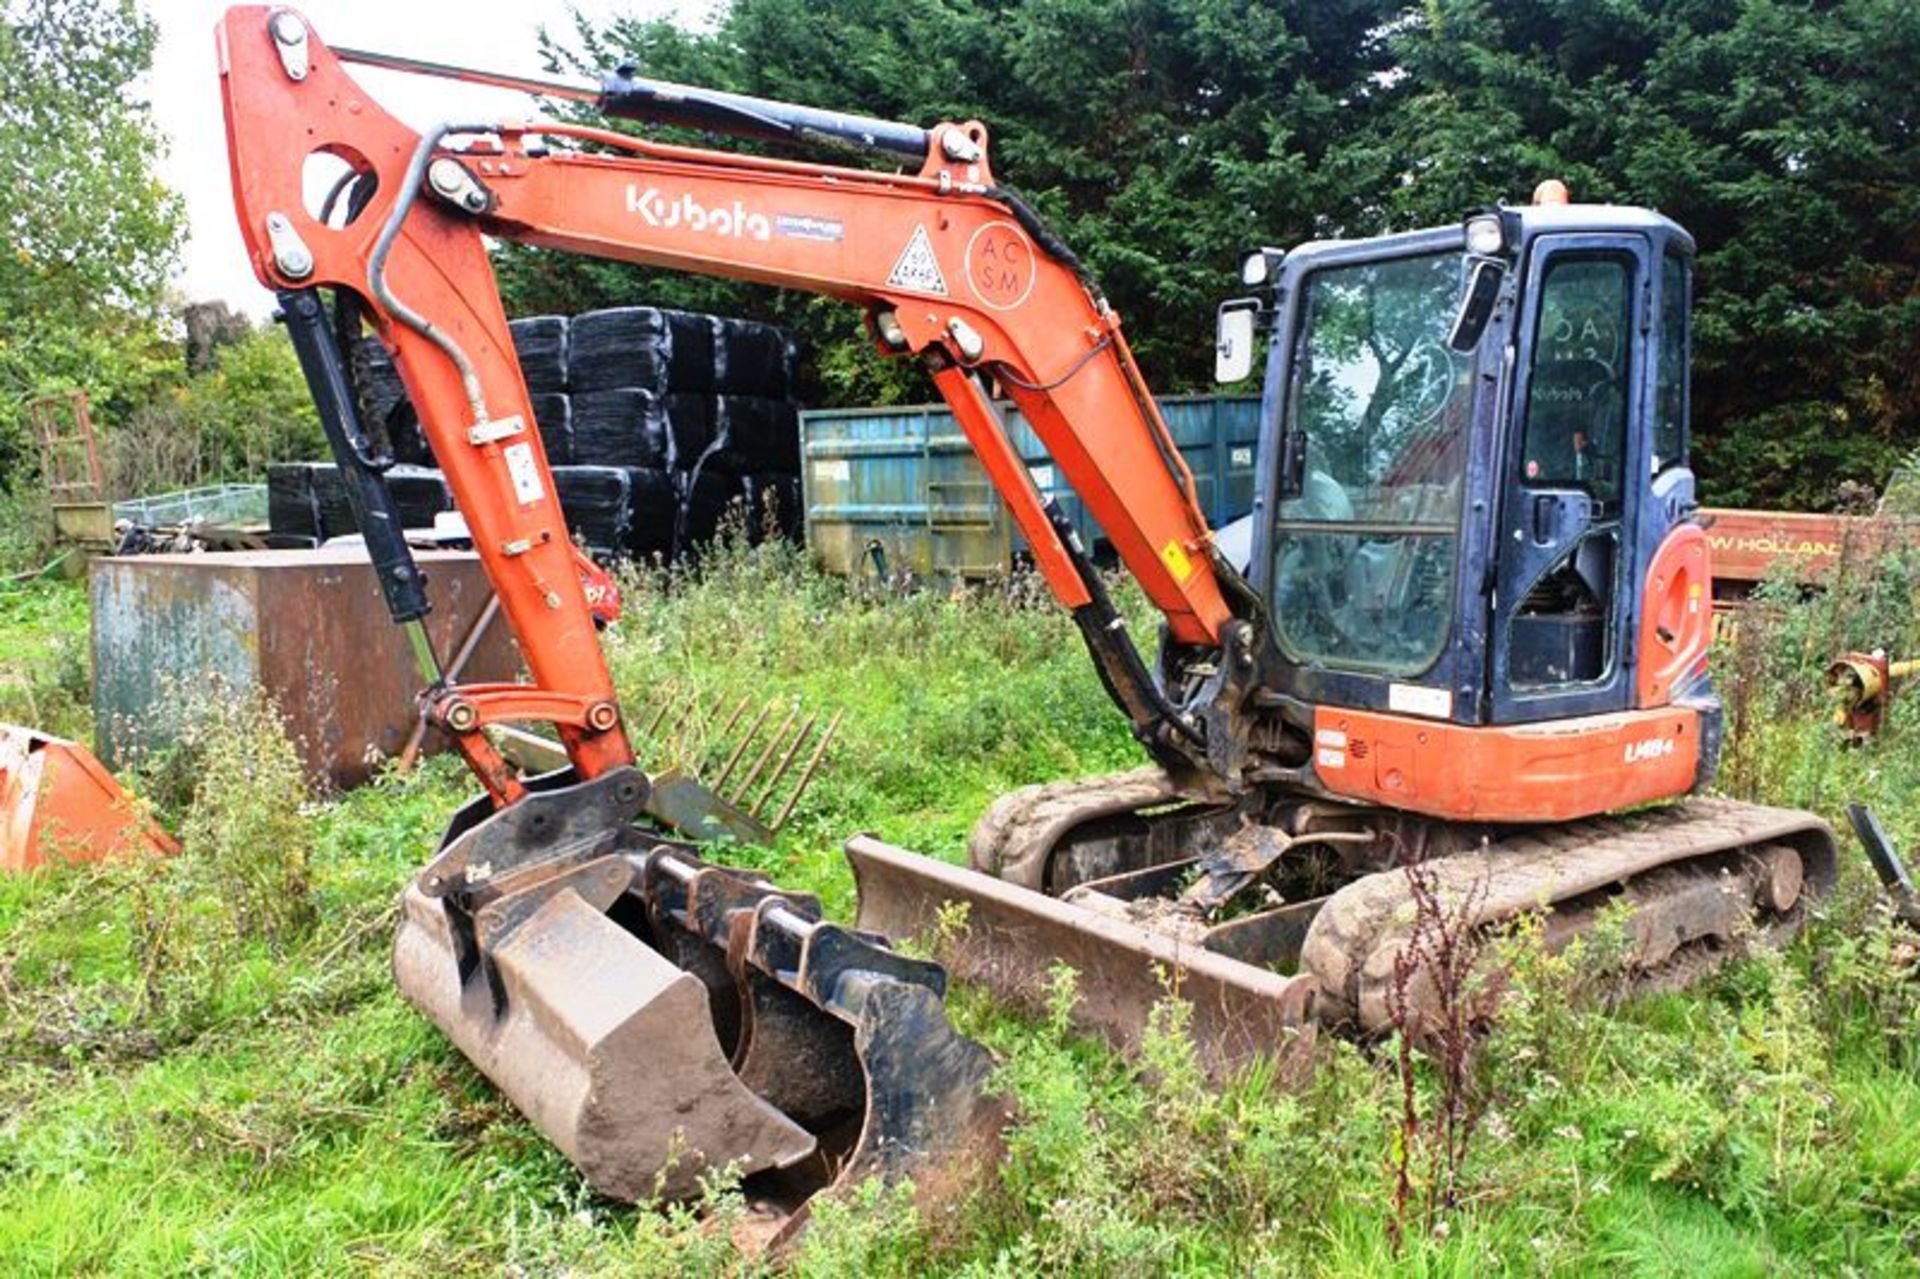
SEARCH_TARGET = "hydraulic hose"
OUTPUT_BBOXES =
[368,121,500,427]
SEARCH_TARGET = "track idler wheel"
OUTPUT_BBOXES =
[391,767,1007,1226]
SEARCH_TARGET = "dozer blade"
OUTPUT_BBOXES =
[847,834,1318,1079]
[1,724,177,873]
[394,766,1006,1223]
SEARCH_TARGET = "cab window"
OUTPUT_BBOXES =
[1519,255,1631,509]
[1653,253,1689,472]
[1271,250,1473,675]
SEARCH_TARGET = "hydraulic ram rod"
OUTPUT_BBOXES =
[332,45,930,157]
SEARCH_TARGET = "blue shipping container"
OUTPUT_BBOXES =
[800,395,1262,579]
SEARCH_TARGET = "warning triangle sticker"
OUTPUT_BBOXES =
[886,225,949,295]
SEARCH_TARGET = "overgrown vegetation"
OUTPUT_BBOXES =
[2,536,1918,1275]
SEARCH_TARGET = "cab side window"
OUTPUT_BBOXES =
[1520,256,1631,508]
[1653,253,1689,472]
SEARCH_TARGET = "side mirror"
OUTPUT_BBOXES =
[1447,258,1505,352]
[1215,299,1260,384]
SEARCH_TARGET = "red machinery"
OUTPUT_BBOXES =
[218,7,1835,1221]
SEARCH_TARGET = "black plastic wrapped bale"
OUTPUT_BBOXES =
[676,468,735,549]
[508,316,569,392]
[309,464,358,541]
[662,392,713,469]
[623,466,679,560]
[704,396,802,475]
[386,403,434,467]
[549,466,634,559]
[572,389,673,468]
[738,472,805,544]
[567,307,714,392]
[266,464,321,541]
[712,318,800,397]
[531,393,573,466]
[350,337,433,466]
[386,466,454,530]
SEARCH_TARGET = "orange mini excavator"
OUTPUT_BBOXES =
[218,7,1835,1219]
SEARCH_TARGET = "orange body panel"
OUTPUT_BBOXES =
[1310,705,1701,824]
[1636,522,1713,708]
[217,8,1233,807]
[0,727,178,874]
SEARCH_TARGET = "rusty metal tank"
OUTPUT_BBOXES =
[91,548,519,787]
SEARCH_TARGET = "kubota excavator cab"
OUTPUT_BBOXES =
[1227,198,1719,822]
[923,194,1828,1053]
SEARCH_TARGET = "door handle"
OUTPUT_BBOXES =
[1530,493,1558,543]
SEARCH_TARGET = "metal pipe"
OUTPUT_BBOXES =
[771,710,841,832]
[334,45,601,103]
[332,44,929,159]
[750,714,817,819]
[367,121,500,427]
[735,709,797,799]
[712,703,773,790]
[763,903,818,939]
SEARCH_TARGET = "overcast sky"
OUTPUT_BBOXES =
[142,1,689,314]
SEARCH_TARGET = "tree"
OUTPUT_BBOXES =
[1380,0,1920,507]
[0,0,184,471]
[500,0,1401,405]
[101,323,322,495]
[502,0,1915,508]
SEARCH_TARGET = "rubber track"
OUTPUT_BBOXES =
[967,766,1187,891]
[1298,797,1838,1029]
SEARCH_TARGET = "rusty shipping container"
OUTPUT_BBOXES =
[92,548,519,788]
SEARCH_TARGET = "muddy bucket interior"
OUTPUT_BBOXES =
[392,767,1006,1227]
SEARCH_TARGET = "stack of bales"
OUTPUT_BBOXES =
[267,308,805,559]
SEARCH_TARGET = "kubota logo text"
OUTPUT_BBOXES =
[626,185,771,241]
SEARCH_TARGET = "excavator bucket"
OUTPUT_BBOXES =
[846,834,1319,1079]
[0,725,177,873]
[392,767,1007,1232]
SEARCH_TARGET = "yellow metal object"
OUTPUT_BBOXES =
[1159,539,1194,582]
[0,726,177,873]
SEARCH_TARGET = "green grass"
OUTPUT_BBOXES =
[2,544,1918,1276]
[0,577,91,738]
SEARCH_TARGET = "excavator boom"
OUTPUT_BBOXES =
[219,5,1837,1216]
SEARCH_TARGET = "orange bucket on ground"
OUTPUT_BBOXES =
[0,725,177,873]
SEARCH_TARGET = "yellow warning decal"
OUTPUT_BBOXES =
[1160,540,1193,582]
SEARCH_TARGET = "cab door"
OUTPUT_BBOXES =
[1490,236,1651,723]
